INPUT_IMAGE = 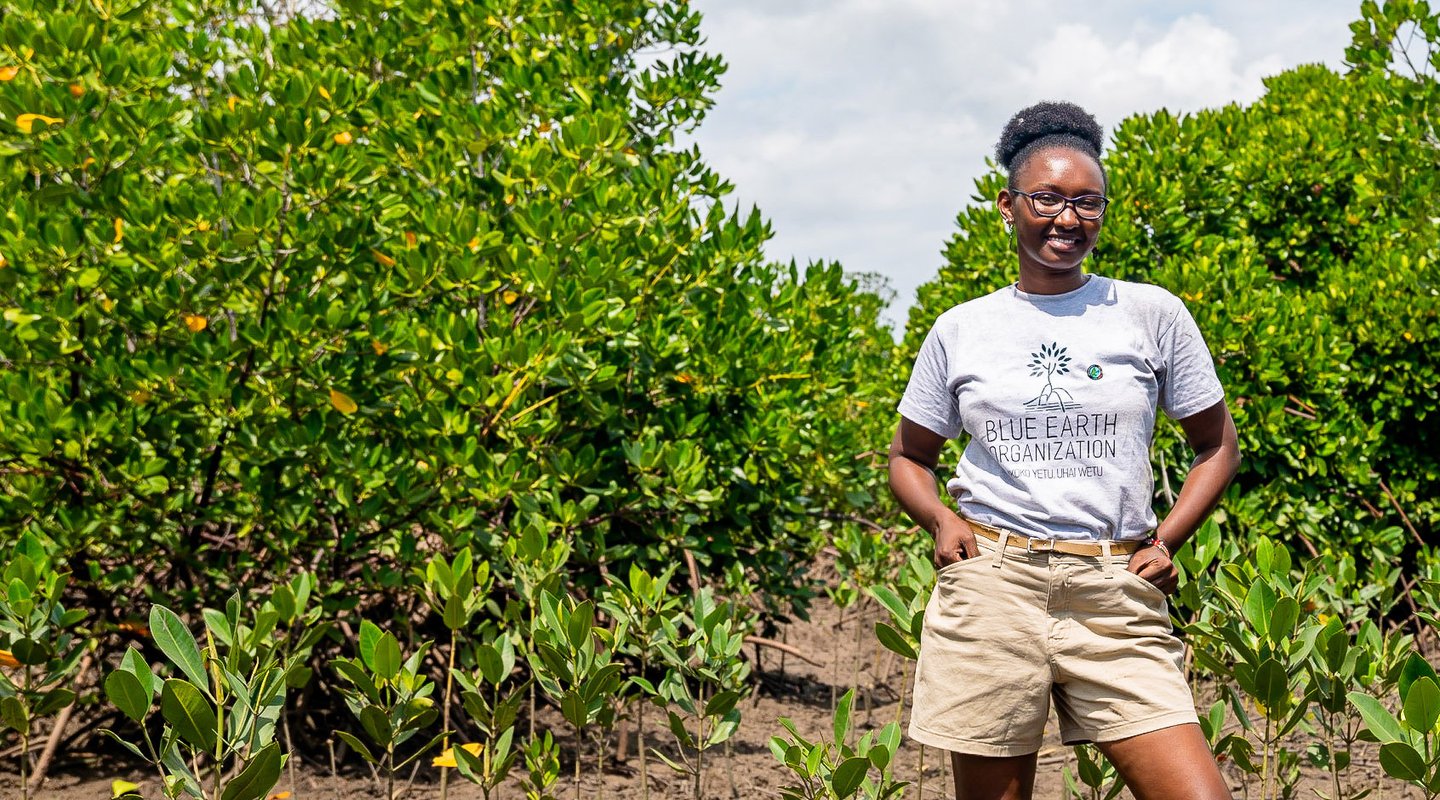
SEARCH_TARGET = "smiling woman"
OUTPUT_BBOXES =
[888,101,1241,800]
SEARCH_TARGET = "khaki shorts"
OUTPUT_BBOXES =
[908,530,1197,757]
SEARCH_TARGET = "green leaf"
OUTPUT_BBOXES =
[335,730,378,765]
[1348,691,1406,744]
[833,688,854,746]
[360,705,393,746]
[1401,676,1440,734]
[476,643,505,686]
[567,601,595,650]
[873,622,917,660]
[453,741,484,782]
[443,593,468,630]
[1378,742,1427,783]
[10,637,48,665]
[560,690,588,729]
[271,585,296,622]
[120,647,154,700]
[100,728,147,761]
[1400,652,1440,702]
[1242,582,1276,639]
[1268,596,1300,644]
[0,696,28,735]
[666,710,695,749]
[359,620,382,672]
[1253,659,1291,711]
[160,678,218,752]
[373,632,402,681]
[220,741,283,800]
[150,605,210,695]
[331,659,378,700]
[868,586,910,623]
[35,688,76,716]
[832,756,871,799]
[106,669,152,723]
[705,690,741,719]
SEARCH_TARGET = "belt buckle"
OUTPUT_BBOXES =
[1025,536,1046,553]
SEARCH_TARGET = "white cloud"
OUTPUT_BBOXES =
[685,1,1358,331]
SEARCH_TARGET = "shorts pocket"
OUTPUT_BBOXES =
[937,551,995,579]
[1115,567,1168,605]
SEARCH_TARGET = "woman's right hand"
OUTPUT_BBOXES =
[934,515,979,569]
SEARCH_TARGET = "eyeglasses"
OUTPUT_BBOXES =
[1011,190,1109,220]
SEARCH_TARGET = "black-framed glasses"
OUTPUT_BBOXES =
[1011,190,1109,220]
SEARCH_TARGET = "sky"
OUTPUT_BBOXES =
[685,1,1362,332]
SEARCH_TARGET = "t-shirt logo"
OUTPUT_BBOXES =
[1025,342,1082,412]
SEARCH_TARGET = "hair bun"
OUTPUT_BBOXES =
[996,101,1104,172]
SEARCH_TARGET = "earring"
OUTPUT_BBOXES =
[1003,218,1015,247]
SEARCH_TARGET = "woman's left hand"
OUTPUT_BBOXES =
[1127,545,1179,595]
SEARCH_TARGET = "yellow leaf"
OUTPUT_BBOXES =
[0,66,17,81]
[101,298,114,312]
[16,113,63,134]
[268,792,292,800]
[405,231,416,248]
[317,85,331,100]
[370,339,389,355]
[466,237,480,252]
[329,389,358,414]
[113,217,124,243]
[504,193,515,205]
[432,742,483,768]
[227,95,238,112]
[111,779,140,797]
[333,130,353,145]
[502,290,518,305]
[0,649,19,668]
[82,157,96,168]
[69,82,85,97]
[196,219,210,232]
[182,314,207,332]
[371,249,395,267]
[445,368,462,383]
[0,252,7,269]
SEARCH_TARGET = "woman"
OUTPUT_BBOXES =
[889,101,1240,800]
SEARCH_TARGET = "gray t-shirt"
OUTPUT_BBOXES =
[897,274,1224,542]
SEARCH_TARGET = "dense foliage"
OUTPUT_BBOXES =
[0,0,892,625]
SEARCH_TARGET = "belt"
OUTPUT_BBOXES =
[965,519,1145,556]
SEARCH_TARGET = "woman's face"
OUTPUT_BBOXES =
[998,147,1106,275]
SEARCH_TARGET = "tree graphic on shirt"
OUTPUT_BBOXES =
[1025,342,1078,412]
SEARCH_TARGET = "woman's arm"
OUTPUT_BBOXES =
[1128,399,1241,591]
[888,417,977,567]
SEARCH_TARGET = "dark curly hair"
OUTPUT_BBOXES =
[995,101,1106,188]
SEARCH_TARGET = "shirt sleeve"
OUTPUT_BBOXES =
[1157,302,1225,420]
[897,321,962,438]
